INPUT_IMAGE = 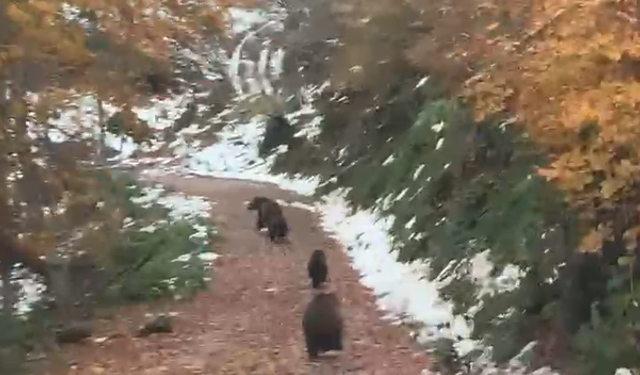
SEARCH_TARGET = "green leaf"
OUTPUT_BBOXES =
[618,255,635,267]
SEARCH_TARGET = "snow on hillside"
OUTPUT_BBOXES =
[8,91,219,314]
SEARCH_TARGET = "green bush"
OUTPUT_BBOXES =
[106,217,213,303]
[0,314,28,374]
[67,173,217,305]
[100,177,216,304]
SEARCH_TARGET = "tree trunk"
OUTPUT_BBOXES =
[46,259,73,324]
[1,264,16,317]
[96,97,107,166]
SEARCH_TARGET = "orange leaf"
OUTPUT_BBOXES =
[537,167,559,180]
[579,228,605,253]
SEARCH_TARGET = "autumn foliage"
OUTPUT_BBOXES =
[449,0,640,254]
[335,0,640,254]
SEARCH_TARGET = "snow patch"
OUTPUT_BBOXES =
[0,267,46,315]
[470,250,524,300]
[182,116,320,195]
[258,46,274,96]
[270,47,286,79]
[130,185,213,234]
[320,191,471,340]
[227,8,271,35]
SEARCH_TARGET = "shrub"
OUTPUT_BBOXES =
[0,314,28,374]
[94,176,216,303]
[106,217,213,303]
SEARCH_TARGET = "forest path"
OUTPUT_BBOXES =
[41,174,428,375]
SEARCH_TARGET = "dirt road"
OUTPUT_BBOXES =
[41,175,429,375]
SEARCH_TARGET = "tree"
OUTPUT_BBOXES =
[444,0,640,254]
[328,0,420,90]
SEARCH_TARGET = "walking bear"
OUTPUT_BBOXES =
[246,196,289,243]
[307,249,328,289]
[302,292,344,360]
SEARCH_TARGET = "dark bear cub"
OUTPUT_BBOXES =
[246,196,289,242]
[307,249,328,289]
[302,292,343,360]
[267,214,289,243]
[246,196,275,230]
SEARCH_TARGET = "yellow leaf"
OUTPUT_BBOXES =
[601,47,622,61]
[7,3,32,25]
[559,171,593,192]
[614,159,637,180]
[600,178,625,199]
[587,152,609,172]
[618,255,635,266]
[29,0,58,15]
[486,22,500,31]
[623,225,640,250]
